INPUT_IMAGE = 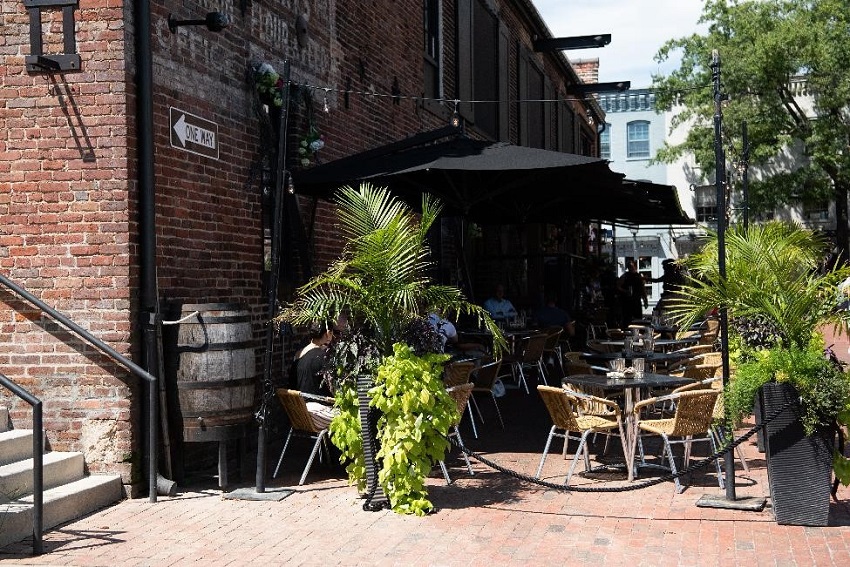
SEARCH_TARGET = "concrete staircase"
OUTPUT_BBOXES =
[0,406,124,548]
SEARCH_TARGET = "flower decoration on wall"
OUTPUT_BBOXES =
[254,63,284,107]
[299,125,324,167]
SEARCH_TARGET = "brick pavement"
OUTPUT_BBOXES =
[2,386,850,566]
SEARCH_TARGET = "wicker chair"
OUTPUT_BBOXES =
[535,385,628,485]
[501,333,547,392]
[541,327,564,378]
[273,389,332,485]
[672,377,749,473]
[631,389,723,492]
[444,360,475,387]
[439,383,475,484]
[469,360,505,435]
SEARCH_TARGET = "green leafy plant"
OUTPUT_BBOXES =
[669,221,850,481]
[277,183,505,510]
[369,343,453,515]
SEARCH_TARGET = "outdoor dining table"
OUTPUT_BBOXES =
[596,335,701,352]
[561,372,696,479]
[579,350,691,366]
[458,327,540,354]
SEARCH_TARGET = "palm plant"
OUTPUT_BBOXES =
[668,221,850,349]
[669,222,850,473]
[277,182,504,355]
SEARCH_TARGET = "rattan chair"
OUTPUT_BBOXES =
[535,385,628,485]
[501,333,547,392]
[672,377,749,473]
[631,389,723,493]
[469,360,505,435]
[439,383,475,484]
[444,360,475,387]
[273,388,331,485]
[541,327,564,379]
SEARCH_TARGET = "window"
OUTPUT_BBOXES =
[456,0,504,140]
[599,124,611,160]
[803,200,829,221]
[626,120,650,158]
[423,0,442,101]
[694,186,717,223]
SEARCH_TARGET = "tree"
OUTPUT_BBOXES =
[652,0,850,261]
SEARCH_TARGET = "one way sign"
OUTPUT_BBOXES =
[169,107,219,160]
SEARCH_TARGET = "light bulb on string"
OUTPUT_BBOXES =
[450,99,461,128]
[323,88,330,113]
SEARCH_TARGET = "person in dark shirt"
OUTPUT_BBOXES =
[617,260,648,328]
[534,295,575,337]
[293,320,336,428]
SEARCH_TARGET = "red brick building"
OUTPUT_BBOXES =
[1,0,602,492]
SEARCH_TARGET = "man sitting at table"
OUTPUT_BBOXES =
[534,295,575,337]
[428,311,488,358]
[483,283,518,322]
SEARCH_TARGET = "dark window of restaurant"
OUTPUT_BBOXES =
[557,100,575,153]
[694,186,717,223]
[525,63,545,149]
[803,199,829,221]
[457,0,505,140]
[423,0,441,102]
[472,0,498,139]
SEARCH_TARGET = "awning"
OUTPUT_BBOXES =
[293,128,693,226]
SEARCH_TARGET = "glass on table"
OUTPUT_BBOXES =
[608,357,626,374]
[632,357,645,378]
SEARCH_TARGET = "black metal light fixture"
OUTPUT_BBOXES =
[168,11,229,33]
[533,34,612,52]
[567,81,631,95]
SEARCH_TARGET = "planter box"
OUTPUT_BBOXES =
[761,382,833,526]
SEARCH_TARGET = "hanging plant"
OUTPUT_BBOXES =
[253,63,284,107]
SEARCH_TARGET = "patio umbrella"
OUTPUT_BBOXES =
[294,131,692,226]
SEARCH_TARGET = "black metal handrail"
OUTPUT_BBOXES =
[0,373,43,555]
[0,274,158,507]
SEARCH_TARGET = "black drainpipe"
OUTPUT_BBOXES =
[134,0,161,501]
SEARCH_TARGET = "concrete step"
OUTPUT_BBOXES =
[0,429,35,466]
[0,474,123,548]
[0,451,84,501]
[0,407,9,432]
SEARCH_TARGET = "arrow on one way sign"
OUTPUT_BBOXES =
[169,107,219,160]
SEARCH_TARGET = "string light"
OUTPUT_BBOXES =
[323,88,330,113]
[291,80,713,108]
[450,100,461,128]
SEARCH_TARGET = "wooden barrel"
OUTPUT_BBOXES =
[173,303,257,437]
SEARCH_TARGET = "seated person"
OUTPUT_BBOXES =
[482,283,518,322]
[428,311,489,358]
[534,295,575,337]
[293,320,338,429]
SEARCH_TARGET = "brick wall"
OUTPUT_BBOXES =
[1,0,597,484]
[0,0,135,479]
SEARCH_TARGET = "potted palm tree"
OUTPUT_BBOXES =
[277,183,504,515]
[669,221,850,525]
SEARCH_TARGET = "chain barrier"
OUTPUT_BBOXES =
[445,396,798,493]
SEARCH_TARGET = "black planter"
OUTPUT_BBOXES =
[761,382,833,526]
[356,374,388,508]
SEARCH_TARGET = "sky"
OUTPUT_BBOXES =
[533,0,707,88]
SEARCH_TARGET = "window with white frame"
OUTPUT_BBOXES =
[694,186,717,223]
[599,124,611,159]
[626,120,650,158]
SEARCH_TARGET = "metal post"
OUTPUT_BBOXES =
[256,61,292,493]
[711,50,736,501]
[741,122,750,231]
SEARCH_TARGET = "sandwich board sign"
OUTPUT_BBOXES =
[169,107,219,160]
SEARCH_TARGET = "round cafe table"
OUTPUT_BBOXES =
[562,372,696,479]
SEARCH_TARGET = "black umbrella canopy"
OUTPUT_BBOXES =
[294,130,692,226]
